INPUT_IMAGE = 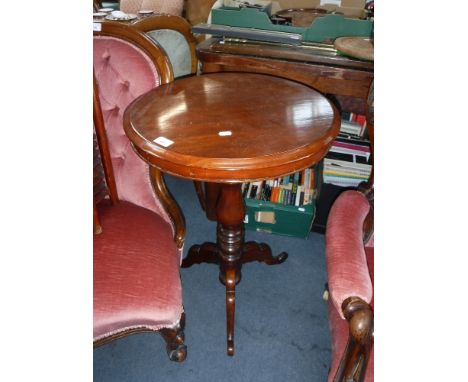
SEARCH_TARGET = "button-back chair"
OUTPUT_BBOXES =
[93,22,187,361]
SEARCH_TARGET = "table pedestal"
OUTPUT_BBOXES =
[181,183,288,356]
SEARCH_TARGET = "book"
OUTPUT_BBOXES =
[242,167,317,207]
[329,146,371,161]
[332,141,370,153]
[326,150,371,165]
[249,184,258,199]
[324,158,372,172]
[242,182,250,198]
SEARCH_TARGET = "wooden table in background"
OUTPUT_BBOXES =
[196,37,374,115]
[124,72,340,356]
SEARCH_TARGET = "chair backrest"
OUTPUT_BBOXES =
[119,0,183,16]
[93,21,173,223]
[133,14,198,78]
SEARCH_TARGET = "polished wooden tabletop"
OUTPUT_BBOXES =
[124,72,340,183]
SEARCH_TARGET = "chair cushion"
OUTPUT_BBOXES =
[93,200,183,341]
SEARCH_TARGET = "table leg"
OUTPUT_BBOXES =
[216,183,245,356]
[242,242,288,265]
[181,242,218,267]
[182,182,288,356]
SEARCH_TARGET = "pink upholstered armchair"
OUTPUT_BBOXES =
[93,22,187,361]
[325,188,374,382]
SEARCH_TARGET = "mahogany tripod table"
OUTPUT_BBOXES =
[124,72,340,356]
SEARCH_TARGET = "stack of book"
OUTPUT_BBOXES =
[242,167,316,206]
[323,113,372,188]
[340,112,368,136]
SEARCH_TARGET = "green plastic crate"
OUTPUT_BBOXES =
[243,198,316,238]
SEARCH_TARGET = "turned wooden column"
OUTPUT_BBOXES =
[216,184,245,355]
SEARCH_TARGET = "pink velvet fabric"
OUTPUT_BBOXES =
[326,190,374,381]
[325,190,373,319]
[119,0,183,16]
[94,200,183,341]
[93,36,176,238]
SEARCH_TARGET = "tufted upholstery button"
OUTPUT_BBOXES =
[102,50,111,62]
[122,80,130,88]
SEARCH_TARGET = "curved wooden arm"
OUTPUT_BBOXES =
[359,186,373,244]
[149,166,186,249]
[333,297,374,382]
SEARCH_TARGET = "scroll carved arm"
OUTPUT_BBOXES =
[333,297,374,382]
[149,166,186,249]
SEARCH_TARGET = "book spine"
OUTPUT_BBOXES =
[249,184,258,199]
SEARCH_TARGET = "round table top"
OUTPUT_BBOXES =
[124,72,340,182]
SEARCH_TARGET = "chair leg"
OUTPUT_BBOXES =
[159,313,187,362]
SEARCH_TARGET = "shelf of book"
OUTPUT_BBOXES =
[312,111,372,233]
[242,166,319,238]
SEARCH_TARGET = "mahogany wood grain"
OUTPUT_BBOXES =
[124,72,340,356]
[196,38,375,213]
[197,37,374,115]
[149,166,186,249]
[124,73,340,183]
[333,297,373,382]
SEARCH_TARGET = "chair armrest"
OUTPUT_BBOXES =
[333,297,373,382]
[149,166,186,250]
[326,190,373,319]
